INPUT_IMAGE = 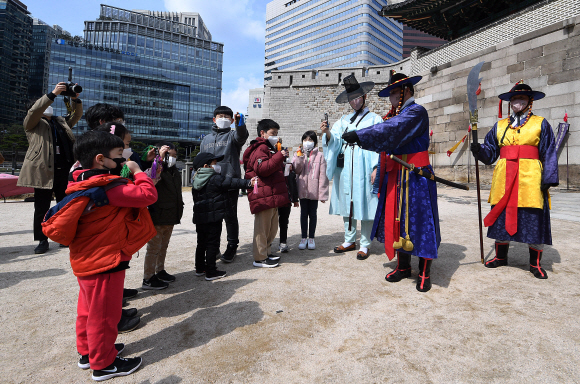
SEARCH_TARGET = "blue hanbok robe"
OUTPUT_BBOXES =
[478,114,558,244]
[356,101,441,259]
[322,108,381,221]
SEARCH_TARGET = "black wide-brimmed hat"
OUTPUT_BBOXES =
[192,152,224,170]
[498,83,545,101]
[378,73,422,98]
[335,75,375,103]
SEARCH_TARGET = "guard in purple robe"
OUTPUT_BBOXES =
[342,73,441,293]
[471,83,558,279]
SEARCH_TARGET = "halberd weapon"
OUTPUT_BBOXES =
[388,155,469,190]
[467,61,485,264]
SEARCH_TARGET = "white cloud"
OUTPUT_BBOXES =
[163,0,265,42]
[220,76,263,116]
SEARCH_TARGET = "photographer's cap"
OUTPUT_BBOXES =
[192,152,224,170]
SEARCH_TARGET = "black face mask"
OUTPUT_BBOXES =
[103,156,125,176]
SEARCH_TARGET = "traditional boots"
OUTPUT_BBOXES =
[485,242,509,268]
[529,247,548,279]
[416,257,432,292]
[385,252,412,282]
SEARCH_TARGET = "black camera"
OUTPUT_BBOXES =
[61,67,82,97]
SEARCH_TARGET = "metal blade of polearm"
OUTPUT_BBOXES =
[467,61,485,113]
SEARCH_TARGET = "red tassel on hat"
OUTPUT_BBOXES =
[498,99,503,118]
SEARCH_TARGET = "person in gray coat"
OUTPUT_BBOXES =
[199,106,249,263]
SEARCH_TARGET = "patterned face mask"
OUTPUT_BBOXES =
[511,97,529,114]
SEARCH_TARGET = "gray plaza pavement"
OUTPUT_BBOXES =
[1,184,579,383]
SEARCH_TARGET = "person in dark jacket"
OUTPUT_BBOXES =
[200,106,249,263]
[192,152,256,281]
[242,119,290,268]
[277,159,299,253]
[142,143,184,290]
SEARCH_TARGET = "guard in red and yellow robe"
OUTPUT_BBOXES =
[471,83,558,279]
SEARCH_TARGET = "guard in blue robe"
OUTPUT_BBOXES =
[471,83,558,279]
[321,75,381,260]
[342,73,440,292]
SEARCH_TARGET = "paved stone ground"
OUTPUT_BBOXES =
[1,185,579,383]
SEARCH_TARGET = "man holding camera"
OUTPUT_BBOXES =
[18,82,82,254]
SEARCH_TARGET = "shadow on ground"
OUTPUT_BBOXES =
[0,269,67,290]
[139,374,182,384]
[130,300,263,366]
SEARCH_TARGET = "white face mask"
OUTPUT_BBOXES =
[303,141,315,151]
[122,148,133,160]
[43,106,53,117]
[167,156,177,167]
[349,96,364,111]
[215,117,232,129]
[211,164,221,173]
[267,136,279,148]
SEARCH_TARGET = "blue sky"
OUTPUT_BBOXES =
[25,0,270,115]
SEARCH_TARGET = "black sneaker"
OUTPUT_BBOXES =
[91,356,142,381]
[142,275,169,290]
[34,239,49,254]
[156,270,176,283]
[195,270,205,276]
[205,270,227,281]
[117,316,140,334]
[78,343,125,369]
[123,288,138,299]
[221,244,237,263]
[267,254,280,261]
[122,298,128,307]
[122,308,138,318]
[253,258,279,268]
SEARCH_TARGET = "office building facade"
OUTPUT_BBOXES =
[264,0,403,82]
[0,0,32,125]
[132,10,212,41]
[29,19,57,99]
[44,5,223,145]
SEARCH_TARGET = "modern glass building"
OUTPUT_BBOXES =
[0,0,32,125]
[29,19,57,100]
[46,5,223,145]
[264,0,403,82]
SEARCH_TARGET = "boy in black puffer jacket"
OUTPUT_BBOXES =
[192,153,257,281]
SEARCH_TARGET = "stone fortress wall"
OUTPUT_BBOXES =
[259,0,580,185]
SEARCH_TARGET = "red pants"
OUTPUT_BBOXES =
[76,270,125,370]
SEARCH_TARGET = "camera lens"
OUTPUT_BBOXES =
[71,84,83,93]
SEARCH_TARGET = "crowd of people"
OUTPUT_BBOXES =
[18,70,558,381]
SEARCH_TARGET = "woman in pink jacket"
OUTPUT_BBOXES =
[292,131,330,250]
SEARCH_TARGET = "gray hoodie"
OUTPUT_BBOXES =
[200,122,249,179]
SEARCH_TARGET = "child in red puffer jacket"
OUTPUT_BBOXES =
[243,119,289,268]
[42,131,157,381]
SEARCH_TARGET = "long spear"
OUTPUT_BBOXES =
[467,62,485,264]
[388,155,469,190]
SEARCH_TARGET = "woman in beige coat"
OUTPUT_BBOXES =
[17,82,82,253]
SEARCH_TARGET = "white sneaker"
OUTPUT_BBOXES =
[279,243,289,253]
[308,238,316,250]
[298,238,308,250]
